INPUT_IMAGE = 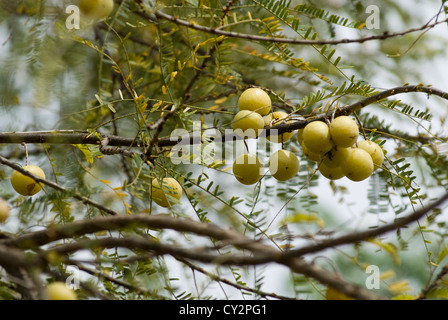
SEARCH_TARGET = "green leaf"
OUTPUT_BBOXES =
[368,238,401,265]
[73,144,94,164]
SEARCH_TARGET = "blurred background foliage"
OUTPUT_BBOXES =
[0,0,448,300]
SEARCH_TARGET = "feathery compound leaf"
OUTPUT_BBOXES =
[73,144,95,164]
[368,239,401,265]
[282,212,325,228]
[293,4,364,28]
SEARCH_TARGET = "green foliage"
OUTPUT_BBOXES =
[0,0,448,301]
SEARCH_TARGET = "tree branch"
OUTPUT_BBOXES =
[282,190,448,259]
[0,131,138,147]
[1,85,446,149]
[5,188,447,298]
[268,84,448,135]
[153,10,448,46]
[1,213,381,299]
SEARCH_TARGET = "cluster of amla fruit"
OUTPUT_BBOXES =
[299,116,384,182]
[232,88,300,185]
[150,90,385,207]
[231,88,384,185]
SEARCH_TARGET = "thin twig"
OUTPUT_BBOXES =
[153,10,448,46]
[176,257,299,300]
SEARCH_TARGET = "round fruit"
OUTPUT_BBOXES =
[11,165,46,196]
[264,111,294,143]
[322,146,352,168]
[329,116,359,148]
[237,88,271,116]
[46,282,78,300]
[302,121,334,155]
[0,198,10,223]
[79,0,114,20]
[151,177,183,207]
[342,148,374,182]
[318,162,345,180]
[233,110,264,138]
[268,150,300,181]
[301,143,322,162]
[357,140,384,171]
[233,154,264,185]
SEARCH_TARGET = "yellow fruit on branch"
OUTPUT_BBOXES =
[10,165,46,196]
[46,282,78,300]
[329,116,359,148]
[301,143,322,162]
[232,110,264,138]
[268,149,299,181]
[322,146,352,168]
[357,140,384,171]
[302,121,334,155]
[79,0,114,20]
[237,88,271,116]
[318,162,345,180]
[151,177,183,207]
[342,148,374,181]
[233,154,264,185]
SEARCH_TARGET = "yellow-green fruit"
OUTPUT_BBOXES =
[151,177,183,207]
[79,0,114,20]
[329,116,359,148]
[268,150,300,181]
[11,165,46,196]
[322,146,352,168]
[301,143,322,162]
[302,121,334,155]
[264,111,294,143]
[325,286,355,300]
[233,110,264,138]
[0,199,10,223]
[237,88,271,116]
[233,154,264,185]
[342,148,374,181]
[46,282,78,300]
[357,140,384,171]
[318,162,345,180]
